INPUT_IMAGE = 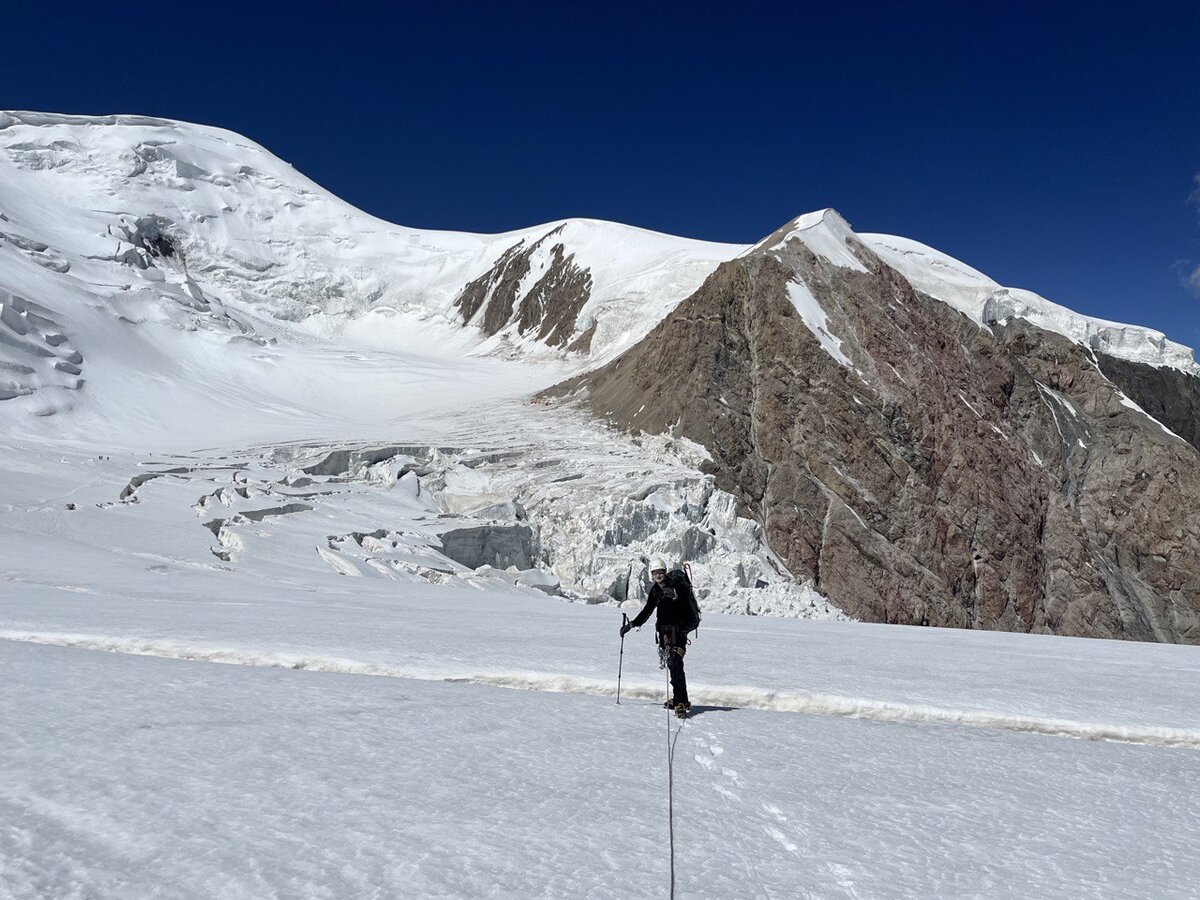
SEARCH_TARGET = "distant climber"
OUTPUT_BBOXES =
[620,558,701,718]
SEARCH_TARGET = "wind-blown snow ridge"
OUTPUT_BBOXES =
[5,630,1197,749]
[863,233,1199,374]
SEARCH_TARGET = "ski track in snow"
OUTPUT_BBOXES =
[3,630,1197,750]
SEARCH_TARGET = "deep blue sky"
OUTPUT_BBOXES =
[7,2,1200,348]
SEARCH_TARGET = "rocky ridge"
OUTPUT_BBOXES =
[454,224,596,351]
[550,211,1200,643]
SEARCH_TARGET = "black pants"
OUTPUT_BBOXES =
[659,627,689,705]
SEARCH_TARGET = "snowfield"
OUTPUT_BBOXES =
[4,637,1198,900]
[1,110,1198,899]
[3,394,1198,898]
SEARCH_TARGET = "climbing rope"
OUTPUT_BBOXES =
[665,658,682,899]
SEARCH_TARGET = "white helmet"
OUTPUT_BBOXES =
[649,558,667,573]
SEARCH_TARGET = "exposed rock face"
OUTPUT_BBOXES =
[454,225,593,347]
[1095,354,1200,452]
[549,212,1200,643]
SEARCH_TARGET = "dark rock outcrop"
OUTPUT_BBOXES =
[454,226,593,347]
[548,213,1200,643]
[1096,353,1200,452]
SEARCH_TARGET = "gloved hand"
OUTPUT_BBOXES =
[620,622,632,637]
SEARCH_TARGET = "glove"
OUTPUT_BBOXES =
[620,622,632,637]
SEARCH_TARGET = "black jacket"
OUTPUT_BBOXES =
[629,570,698,633]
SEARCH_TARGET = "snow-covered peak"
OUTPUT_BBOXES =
[864,233,1199,375]
[0,110,744,366]
[755,208,868,273]
[484,216,749,361]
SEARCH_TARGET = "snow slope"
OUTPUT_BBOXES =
[2,532,1197,899]
[0,110,743,378]
[864,233,1200,374]
[756,208,870,275]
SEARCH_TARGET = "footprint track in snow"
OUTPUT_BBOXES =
[692,739,725,770]
[763,824,801,856]
[690,733,803,859]
[762,802,788,824]
[711,783,741,802]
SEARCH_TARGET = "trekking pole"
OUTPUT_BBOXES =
[616,614,628,704]
[683,562,699,640]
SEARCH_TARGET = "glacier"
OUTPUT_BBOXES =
[1,110,1197,899]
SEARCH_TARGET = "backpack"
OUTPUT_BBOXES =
[669,567,701,635]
